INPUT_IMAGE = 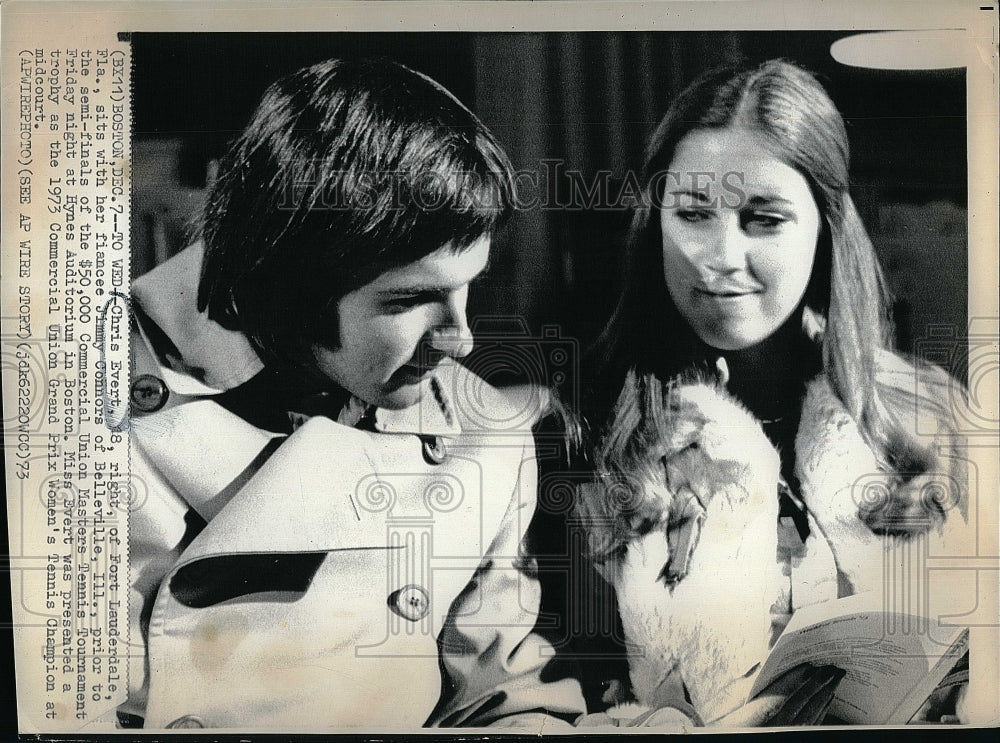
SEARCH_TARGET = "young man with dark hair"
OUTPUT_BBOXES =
[125,58,585,729]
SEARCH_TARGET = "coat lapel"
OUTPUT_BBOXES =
[166,414,489,566]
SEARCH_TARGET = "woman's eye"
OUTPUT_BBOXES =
[744,211,789,230]
[676,208,712,223]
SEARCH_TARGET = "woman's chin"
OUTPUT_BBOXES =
[701,334,761,353]
[694,322,775,353]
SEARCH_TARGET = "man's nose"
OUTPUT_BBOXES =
[703,216,748,274]
[428,300,474,359]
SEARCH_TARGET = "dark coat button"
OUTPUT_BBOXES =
[130,374,169,413]
[388,584,430,622]
[165,715,204,728]
[421,435,447,465]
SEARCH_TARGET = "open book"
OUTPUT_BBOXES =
[749,591,969,724]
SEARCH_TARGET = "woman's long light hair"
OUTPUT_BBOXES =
[588,59,956,486]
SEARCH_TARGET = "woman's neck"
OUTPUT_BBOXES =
[711,317,822,483]
[713,316,821,424]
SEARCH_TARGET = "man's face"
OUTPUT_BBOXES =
[311,236,490,409]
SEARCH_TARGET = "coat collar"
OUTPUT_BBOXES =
[131,242,461,438]
[131,241,264,395]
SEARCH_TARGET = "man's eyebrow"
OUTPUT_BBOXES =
[378,259,492,296]
[379,286,446,296]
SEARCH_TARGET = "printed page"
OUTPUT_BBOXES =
[751,591,968,724]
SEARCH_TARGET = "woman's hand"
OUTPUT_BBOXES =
[711,663,846,726]
[612,664,845,728]
[910,673,969,724]
[578,664,845,729]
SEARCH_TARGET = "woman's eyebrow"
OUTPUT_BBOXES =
[744,194,795,207]
[668,189,714,202]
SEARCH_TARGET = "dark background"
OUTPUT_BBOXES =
[130,31,968,373]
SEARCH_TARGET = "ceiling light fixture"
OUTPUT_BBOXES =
[831,30,969,70]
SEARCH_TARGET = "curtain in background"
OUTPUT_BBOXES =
[130,32,967,369]
[470,32,745,347]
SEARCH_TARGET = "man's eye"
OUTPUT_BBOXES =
[383,295,426,313]
[382,290,447,314]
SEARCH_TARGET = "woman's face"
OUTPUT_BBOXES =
[659,127,821,351]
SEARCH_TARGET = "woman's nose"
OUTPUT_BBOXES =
[703,217,749,274]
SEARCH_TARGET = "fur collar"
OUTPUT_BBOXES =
[590,362,966,723]
[795,365,966,595]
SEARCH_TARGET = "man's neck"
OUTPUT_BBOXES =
[213,365,355,434]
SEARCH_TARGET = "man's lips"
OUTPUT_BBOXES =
[398,364,438,381]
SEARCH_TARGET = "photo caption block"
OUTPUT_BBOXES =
[4,36,132,732]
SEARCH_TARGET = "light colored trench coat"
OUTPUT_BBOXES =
[123,244,586,730]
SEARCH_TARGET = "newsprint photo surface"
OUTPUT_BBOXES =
[2,0,998,735]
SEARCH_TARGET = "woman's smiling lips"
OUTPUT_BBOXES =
[695,288,757,298]
[694,281,763,301]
